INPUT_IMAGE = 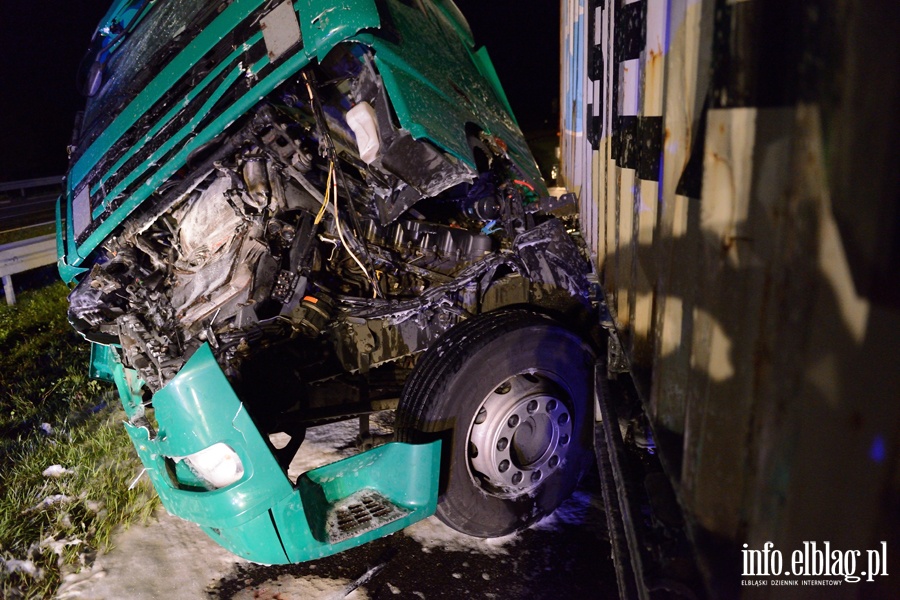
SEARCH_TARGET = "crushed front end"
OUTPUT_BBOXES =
[59,0,591,561]
[103,342,440,563]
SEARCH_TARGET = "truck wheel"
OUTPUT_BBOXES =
[396,308,595,537]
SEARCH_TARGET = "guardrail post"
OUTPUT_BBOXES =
[0,234,56,304]
[2,275,14,305]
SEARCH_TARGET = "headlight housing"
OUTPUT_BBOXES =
[175,443,245,490]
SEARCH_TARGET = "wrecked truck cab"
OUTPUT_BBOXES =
[59,0,596,562]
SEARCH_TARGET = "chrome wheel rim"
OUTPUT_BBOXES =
[467,372,573,496]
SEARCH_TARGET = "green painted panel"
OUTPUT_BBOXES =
[113,342,440,562]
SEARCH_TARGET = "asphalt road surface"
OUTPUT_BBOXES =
[211,471,615,600]
[57,417,618,600]
[0,192,58,231]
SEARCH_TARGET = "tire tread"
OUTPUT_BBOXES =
[396,308,556,440]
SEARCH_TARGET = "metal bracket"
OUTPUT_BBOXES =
[607,332,629,377]
[597,299,629,377]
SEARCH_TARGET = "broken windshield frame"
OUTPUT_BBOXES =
[74,0,226,163]
[76,0,153,96]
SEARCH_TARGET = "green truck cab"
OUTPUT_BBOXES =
[59,0,596,563]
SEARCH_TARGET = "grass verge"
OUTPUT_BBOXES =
[0,282,158,599]
[0,223,56,246]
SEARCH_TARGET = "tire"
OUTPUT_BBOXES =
[396,308,595,537]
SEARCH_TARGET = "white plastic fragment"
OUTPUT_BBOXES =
[128,468,147,490]
[328,560,387,599]
[346,102,382,164]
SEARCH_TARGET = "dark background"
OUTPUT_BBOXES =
[0,0,559,182]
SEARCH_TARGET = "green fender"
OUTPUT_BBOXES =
[103,343,440,563]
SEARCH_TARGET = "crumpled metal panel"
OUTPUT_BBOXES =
[104,342,441,563]
[366,1,543,189]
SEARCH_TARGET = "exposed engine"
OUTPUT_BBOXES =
[66,44,587,439]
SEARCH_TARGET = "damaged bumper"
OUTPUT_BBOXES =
[101,343,440,564]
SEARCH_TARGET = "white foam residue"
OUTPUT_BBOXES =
[1,558,40,577]
[26,494,72,512]
[286,415,395,481]
[57,562,107,599]
[286,419,360,480]
[43,464,74,477]
[56,509,247,600]
[403,516,517,555]
[40,536,83,557]
[232,574,369,600]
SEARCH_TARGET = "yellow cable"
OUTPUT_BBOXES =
[329,165,377,297]
[313,163,332,225]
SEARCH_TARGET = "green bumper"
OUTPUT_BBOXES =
[102,343,440,564]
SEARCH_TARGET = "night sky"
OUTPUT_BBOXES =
[0,0,558,183]
[0,2,111,182]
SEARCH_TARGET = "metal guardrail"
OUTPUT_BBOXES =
[0,176,64,195]
[0,234,57,305]
[0,176,64,231]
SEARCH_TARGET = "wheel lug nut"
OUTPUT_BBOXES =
[531,470,542,482]
[558,412,569,425]
[560,434,570,445]
[527,400,538,413]
[549,455,560,468]
[497,437,508,451]
[512,471,523,485]
[507,415,519,428]
[546,399,558,412]
[499,459,510,473]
